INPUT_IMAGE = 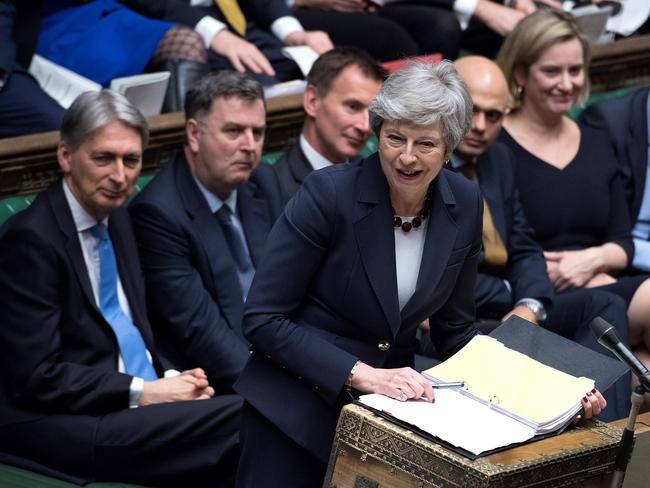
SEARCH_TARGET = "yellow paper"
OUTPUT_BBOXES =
[423,336,594,426]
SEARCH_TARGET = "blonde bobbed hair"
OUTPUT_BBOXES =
[496,9,591,111]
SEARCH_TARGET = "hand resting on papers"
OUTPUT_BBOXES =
[351,362,435,403]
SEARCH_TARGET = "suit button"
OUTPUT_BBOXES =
[378,340,391,352]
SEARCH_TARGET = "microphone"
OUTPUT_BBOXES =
[590,317,650,391]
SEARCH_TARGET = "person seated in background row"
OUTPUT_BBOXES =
[35,0,213,113]
[445,55,630,421]
[130,71,284,393]
[580,87,650,274]
[232,60,607,488]
[123,0,333,86]
[289,0,462,60]
[496,9,650,379]
[0,0,64,138]
[466,0,578,57]
[0,90,241,487]
[366,0,564,59]
[273,47,386,201]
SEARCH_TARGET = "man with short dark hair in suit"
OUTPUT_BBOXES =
[130,71,283,392]
[450,56,631,421]
[0,90,241,486]
[272,47,386,201]
[580,87,650,273]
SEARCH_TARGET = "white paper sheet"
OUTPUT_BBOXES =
[29,55,101,109]
[281,46,319,77]
[359,390,535,456]
[606,0,650,36]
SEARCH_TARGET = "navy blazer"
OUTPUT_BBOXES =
[130,155,284,391]
[273,141,365,203]
[580,88,650,224]
[0,182,165,425]
[235,153,482,461]
[469,143,553,315]
[272,142,312,203]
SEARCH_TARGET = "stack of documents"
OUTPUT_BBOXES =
[425,336,594,434]
[359,334,595,456]
[359,390,537,456]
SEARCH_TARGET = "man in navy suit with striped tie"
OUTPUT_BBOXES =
[0,90,241,487]
[130,70,284,393]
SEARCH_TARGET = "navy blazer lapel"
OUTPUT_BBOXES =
[237,181,271,267]
[353,155,401,336]
[288,143,313,185]
[175,157,245,330]
[48,183,98,314]
[477,152,507,244]
[108,212,148,333]
[401,170,459,321]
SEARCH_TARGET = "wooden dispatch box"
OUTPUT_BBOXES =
[324,404,623,488]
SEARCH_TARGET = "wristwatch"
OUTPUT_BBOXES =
[516,298,547,322]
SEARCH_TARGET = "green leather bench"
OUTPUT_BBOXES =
[0,137,379,226]
[0,464,143,488]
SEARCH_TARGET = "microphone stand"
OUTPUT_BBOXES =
[610,384,647,488]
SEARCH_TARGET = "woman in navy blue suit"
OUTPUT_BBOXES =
[234,61,603,487]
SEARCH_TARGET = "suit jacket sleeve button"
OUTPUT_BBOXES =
[378,340,390,352]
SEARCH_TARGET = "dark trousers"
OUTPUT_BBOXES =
[378,3,462,59]
[0,69,64,138]
[236,401,326,488]
[209,23,302,85]
[461,18,504,58]
[0,395,242,487]
[294,8,418,62]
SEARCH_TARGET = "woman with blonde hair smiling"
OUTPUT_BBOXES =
[497,9,650,370]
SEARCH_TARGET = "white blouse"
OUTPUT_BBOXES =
[394,218,428,310]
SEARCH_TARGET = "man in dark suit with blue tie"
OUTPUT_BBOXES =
[130,71,283,392]
[580,87,650,273]
[450,56,631,421]
[0,90,241,486]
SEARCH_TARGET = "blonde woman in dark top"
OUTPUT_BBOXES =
[497,9,650,371]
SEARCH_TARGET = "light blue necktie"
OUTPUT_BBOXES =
[90,223,157,380]
[215,205,255,299]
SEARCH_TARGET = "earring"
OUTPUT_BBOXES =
[516,85,524,99]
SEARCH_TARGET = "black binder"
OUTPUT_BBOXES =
[490,316,629,393]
